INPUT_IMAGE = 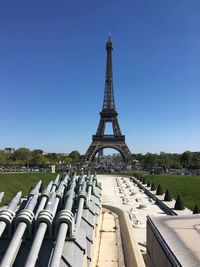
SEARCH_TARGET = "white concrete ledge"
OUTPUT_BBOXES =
[103,204,146,267]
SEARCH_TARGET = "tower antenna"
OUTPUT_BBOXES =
[108,31,111,41]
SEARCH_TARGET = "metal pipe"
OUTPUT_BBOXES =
[0,191,22,238]
[78,172,84,191]
[52,198,60,217]
[87,175,93,201]
[0,193,39,267]
[65,182,76,211]
[0,222,7,239]
[25,193,38,211]
[75,198,85,227]
[0,222,9,239]
[35,197,47,218]
[49,175,76,267]
[35,180,53,218]
[51,174,60,192]
[0,222,27,267]
[25,176,69,267]
[52,181,66,216]
[62,174,69,190]
[75,182,87,226]
[24,222,47,267]
[93,172,97,187]
[49,223,68,267]
[86,173,90,182]
[24,193,56,267]
[87,186,92,201]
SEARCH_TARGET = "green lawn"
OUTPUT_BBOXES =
[145,174,200,210]
[0,173,56,206]
[1,172,200,211]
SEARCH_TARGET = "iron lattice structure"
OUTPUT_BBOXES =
[85,37,132,163]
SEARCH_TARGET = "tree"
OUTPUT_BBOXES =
[45,153,58,165]
[191,153,200,170]
[151,182,156,191]
[133,153,144,164]
[79,155,85,163]
[142,177,146,184]
[159,152,171,170]
[193,204,200,214]
[0,152,6,166]
[164,189,172,201]
[170,154,182,169]
[69,151,81,163]
[63,156,72,165]
[156,184,163,195]
[32,149,43,155]
[180,151,192,169]
[30,153,48,167]
[12,147,31,166]
[143,153,158,168]
[174,195,185,210]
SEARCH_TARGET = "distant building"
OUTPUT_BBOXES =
[98,149,104,157]
[4,147,15,153]
[43,152,68,156]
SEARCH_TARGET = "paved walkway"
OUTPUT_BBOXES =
[97,175,166,251]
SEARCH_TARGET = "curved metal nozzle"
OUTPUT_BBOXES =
[26,192,39,212]
[8,191,22,211]
[34,180,42,192]
[0,192,5,203]
[46,180,53,191]
[53,174,60,187]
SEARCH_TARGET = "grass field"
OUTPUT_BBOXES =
[145,174,200,211]
[1,172,200,211]
[0,173,56,206]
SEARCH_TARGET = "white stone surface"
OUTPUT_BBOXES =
[150,214,200,266]
[97,175,167,251]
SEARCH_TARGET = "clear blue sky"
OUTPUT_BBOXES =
[0,0,200,154]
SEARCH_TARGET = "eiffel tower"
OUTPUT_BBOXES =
[85,36,132,163]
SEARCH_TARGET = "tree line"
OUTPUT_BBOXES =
[0,148,199,170]
[133,151,200,170]
[0,148,82,168]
